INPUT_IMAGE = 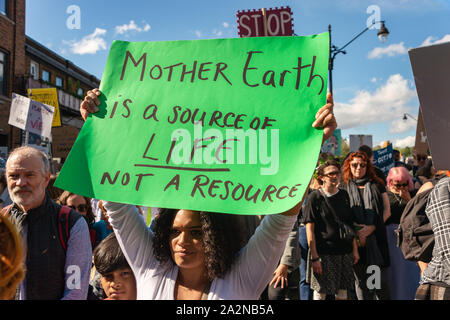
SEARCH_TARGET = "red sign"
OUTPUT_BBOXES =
[237,6,294,37]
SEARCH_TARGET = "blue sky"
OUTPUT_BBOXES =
[25,0,450,149]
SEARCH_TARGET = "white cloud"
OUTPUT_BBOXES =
[368,42,409,59]
[115,20,151,35]
[393,136,415,148]
[222,22,230,28]
[389,117,417,134]
[65,28,107,55]
[334,74,417,132]
[194,30,203,38]
[370,77,377,83]
[420,34,450,47]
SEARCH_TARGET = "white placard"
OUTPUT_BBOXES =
[8,93,55,139]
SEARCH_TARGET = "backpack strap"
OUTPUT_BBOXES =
[58,206,72,252]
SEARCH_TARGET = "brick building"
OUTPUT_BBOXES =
[0,0,26,156]
[0,0,100,164]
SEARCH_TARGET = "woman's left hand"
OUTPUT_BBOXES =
[269,264,289,289]
[312,93,337,142]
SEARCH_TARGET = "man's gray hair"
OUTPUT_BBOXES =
[6,146,50,174]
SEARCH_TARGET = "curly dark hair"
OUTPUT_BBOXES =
[153,209,247,281]
[316,159,341,185]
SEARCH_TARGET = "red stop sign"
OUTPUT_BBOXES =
[237,6,294,37]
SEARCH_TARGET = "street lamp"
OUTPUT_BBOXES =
[403,113,417,121]
[328,20,390,95]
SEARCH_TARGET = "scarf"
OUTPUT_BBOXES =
[345,178,382,225]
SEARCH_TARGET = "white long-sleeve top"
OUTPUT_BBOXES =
[104,201,297,300]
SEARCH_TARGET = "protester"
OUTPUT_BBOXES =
[92,200,114,248]
[0,169,12,208]
[297,177,320,300]
[412,152,428,177]
[304,160,359,300]
[342,151,391,300]
[415,177,450,300]
[80,88,336,300]
[414,159,435,189]
[0,214,25,300]
[93,233,137,300]
[58,191,97,248]
[385,166,420,300]
[358,145,386,184]
[393,149,411,170]
[46,174,64,201]
[267,219,301,300]
[3,146,92,299]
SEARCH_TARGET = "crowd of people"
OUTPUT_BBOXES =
[0,88,449,301]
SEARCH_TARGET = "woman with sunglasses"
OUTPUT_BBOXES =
[58,191,96,248]
[385,167,420,300]
[304,159,359,300]
[342,151,391,300]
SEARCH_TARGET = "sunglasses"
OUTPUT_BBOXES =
[69,204,87,212]
[324,171,340,177]
[393,182,409,188]
[417,156,427,161]
[351,163,366,169]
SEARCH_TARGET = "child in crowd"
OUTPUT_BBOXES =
[92,233,137,300]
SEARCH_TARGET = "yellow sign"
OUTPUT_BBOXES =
[27,88,62,127]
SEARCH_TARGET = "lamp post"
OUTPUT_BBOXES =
[328,21,389,95]
[403,113,417,121]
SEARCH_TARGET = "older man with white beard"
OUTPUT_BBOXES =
[2,146,92,300]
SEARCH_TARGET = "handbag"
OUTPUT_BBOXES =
[318,189,356,244]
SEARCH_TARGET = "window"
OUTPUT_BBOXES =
[0,0,7,16]
[55,76,63,88]
[0,51,8,96]
[77,88,83,97]
[42,70,50,82]
[30,61,39,80]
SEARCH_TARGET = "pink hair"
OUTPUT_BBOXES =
[386,166,414,191]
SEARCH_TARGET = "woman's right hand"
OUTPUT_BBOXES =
[312,260,322,275]
[80,88,101,121]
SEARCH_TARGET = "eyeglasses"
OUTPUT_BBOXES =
[69,204,87,212]
[324,171,340,177]
[393,182,408,188]
[417,156,427,161]
[351,163,366,169]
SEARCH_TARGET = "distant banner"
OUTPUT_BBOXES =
[28,88,62,127]
[8,93,54,139]
[321,128,341,156]
[55,34,330,215]
[373,143,394,175]
[51,126,80,158]
[349,134,372,152]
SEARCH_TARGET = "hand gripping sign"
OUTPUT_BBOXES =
[55,34,329,215]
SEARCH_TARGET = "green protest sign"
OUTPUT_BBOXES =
[55,33,329,215]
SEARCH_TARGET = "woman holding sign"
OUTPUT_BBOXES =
[79,89,336,300]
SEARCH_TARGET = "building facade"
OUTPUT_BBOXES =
[0,0,26,157]
[0,0,100,165]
